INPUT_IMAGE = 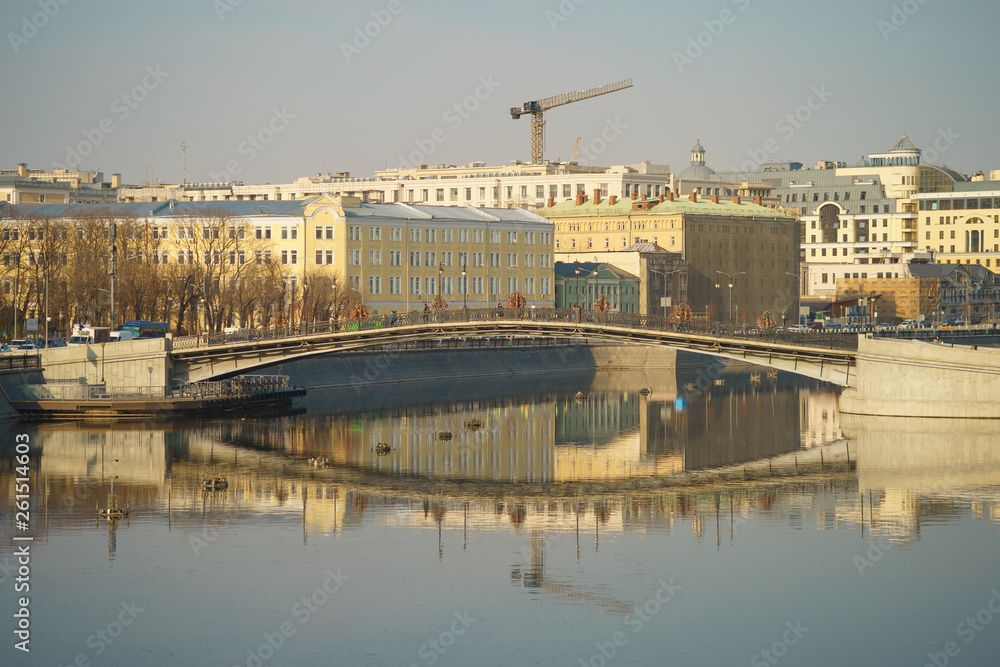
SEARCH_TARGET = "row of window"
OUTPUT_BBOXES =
[785,191,869,204]
[920,198,1000,211]
[363,275,553,297]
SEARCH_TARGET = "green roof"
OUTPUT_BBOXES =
[540,196,794,220]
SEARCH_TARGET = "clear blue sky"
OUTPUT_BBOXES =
[3,0,998,184]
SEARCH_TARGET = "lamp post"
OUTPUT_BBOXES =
[783,271,802,325]
[715,270,745,323]
[574,261,581,310]
[650,268,682,321]
[438,263,444,307]
[461,264,467,309]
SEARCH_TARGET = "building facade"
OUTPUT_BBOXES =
[542,191,798,322]
[553,262,640,313]
[0,197,554,335]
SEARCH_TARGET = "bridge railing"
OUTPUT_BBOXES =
[171,308,859,353]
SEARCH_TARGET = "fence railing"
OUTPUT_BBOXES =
[171,308,860,354]
[0,354,42,372]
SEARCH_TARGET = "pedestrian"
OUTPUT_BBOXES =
[423,303,430,323]
[530,302,536,319]
[496,302,504,318]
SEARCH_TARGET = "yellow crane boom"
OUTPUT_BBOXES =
[510,78,632,165]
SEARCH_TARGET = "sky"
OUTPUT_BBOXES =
[3,0,999,186]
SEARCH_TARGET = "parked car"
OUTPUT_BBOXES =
[109,331,135,343]
[18,342,38,350]
[898,319,918,329]
[0,343,10,353]
[37,338,67,348]
[877,322,895,329]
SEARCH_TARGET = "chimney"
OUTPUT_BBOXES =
[710,195,719,204]
[632,203,640,211]
[111,173,122,188]
[17,163,27,177]
[658,194,665,203]
[575,193,585,206]
[667,192,675,201]
[689,192,698,202]
[754,195,762,206]
[732,196,741,205]
[609,195,617,205]
[631,191,638,201]
[593,188,601,205]
[547,197,555,208]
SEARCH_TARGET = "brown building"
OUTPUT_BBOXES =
[542,190,799,322]
[835,276,941,322]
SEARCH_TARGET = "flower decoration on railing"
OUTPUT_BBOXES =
[674,303,692,322]
[508,291,526,309]
[350,303,369,319]
[431,295,447,311]
[594,295,611,312]
[757,311,776,329]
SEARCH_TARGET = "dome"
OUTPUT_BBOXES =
[678,164,716,179]
[855,156,871,168]
[691,139,706,154]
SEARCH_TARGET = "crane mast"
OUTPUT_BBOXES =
[510,78,632,164]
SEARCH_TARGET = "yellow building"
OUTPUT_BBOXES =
[0,196,554,334]
[913,189,1000,268]
[541,190,799,322]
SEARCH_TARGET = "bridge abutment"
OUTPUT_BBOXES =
[840,337,1000,418]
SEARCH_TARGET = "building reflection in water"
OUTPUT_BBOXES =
[5,368,997,585]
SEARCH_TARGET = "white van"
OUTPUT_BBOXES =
[109,330,135,342]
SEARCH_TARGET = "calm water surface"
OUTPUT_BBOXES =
[2,367,999,667]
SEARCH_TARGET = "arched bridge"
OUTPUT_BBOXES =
[169,308,858,386]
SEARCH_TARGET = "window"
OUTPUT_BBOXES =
[228,250,246,265]
[390,250,401,266]
[424,251,436,266]
[489,252,500,267]
[472,276,484,295]
[369,276,381,295]
[255,225,271,240]
[425,277,437,295]
[458,251,468,267]
[540,254,551,268]
[473,252,484,267]
[410,276,421,295]
[410,251,421,266]
[255,249,272,265]
[410,228,421,243]
[490,230,501,243]
[436,189,444,202]
[349,249,361,265]
[369,226,381,241]
[204,250,221,265]
[474,230,484,243]
[507,276,518,294]
[507,253,518,267]
[203,226,220,240]
[442,251,452,266]
[390,227,401,241]
[389,276,401,294]
[348,226,361,241]
[524,253,535,268]
[228,225,245,240]
[458,230,468,243]
[369,250,382,265]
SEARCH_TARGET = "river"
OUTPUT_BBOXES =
[1,364,998,666]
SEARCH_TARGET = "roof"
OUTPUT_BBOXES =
[2,199,310,219]
[678,164,716,179]
[553,261,638,281]
[889,134,920,153]
[541,196,793,220]
[344,203,552,225]
[623,242,672,253]
[907,263,996,283]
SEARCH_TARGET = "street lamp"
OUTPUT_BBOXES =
[438,263,444,305]
[650,268,682,320]
[461,264,467,309]
[574,261,581,311]
[715,270,745,323]
[784,271,802,325]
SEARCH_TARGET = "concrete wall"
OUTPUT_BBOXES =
[36,339,172,390]
[840,336,1000,418]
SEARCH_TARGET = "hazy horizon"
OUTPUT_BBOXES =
[3,0,998,185]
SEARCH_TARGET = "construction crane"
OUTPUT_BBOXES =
[510,78,632,165]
